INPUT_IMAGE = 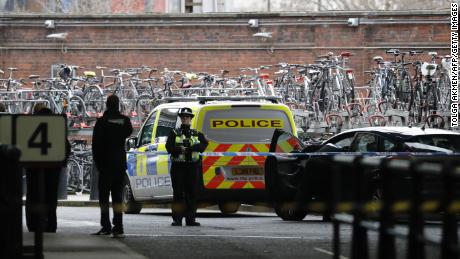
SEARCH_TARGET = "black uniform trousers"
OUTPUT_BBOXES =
[25,169,60,232]
[170,162,199,223]
[98,169,124,231]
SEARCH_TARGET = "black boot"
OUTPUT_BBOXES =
[186,219,200,226]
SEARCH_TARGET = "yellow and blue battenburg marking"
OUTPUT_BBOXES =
[127,144,170,176]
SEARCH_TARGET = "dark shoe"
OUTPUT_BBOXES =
[186,221,201,226]
[171,221,182,226]
[92,228,112,235]
[111,229,125,238]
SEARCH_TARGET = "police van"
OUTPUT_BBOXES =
[123,96,297,214]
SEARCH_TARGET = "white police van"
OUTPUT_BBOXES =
[123,96,297,214]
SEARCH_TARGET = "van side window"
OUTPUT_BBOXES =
[155,108,179,138]
[139,111,157,146]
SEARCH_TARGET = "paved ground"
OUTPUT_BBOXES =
[19,206,448,259]
[14,194,451,258]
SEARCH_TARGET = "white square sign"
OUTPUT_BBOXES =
[15,115,66,163]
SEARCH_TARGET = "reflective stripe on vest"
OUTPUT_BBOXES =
[173,133,200,162]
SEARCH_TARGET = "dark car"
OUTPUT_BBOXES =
[265,127,460,221]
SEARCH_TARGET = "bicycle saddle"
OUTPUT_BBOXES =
[259,73,270,79]
[180,83,192,89]
[110,69,120,74]
[373,56,384,62]
[409,50,423,56]
[386,49,400,55]
[340,51,353,57]
[186,73,198,80]
[421,62,437,76]
[84,71,96,77]
[28,75,40,79]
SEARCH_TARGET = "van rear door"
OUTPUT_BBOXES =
[197,104,295,190]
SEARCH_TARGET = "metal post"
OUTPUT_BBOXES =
[351,156,369,259]
[441,161,458,259]
[378,159,396,259]
[57,167,68,200]
[331,160,342,259]
[34,168,45,259]
[407,159,425,259]
[90,163,99,201]
[333,220,340,259]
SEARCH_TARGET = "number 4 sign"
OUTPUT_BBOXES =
[0,114,67,165]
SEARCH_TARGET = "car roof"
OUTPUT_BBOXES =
[153,100,287,110]
[339,126,460,137]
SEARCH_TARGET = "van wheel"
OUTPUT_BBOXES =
[123,176,142,214]
[274,202,307,221]
[218,202,240,214]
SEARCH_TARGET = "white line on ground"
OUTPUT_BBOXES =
[314,247,348,259]
[125,233,307,239]
[57,219,99,227]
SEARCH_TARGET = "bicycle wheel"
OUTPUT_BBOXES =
[135,94,157,123]
[82,163,92,193]
[342,76,355,105]
[83,85,104,117]
[66,159,82,193]
[311,80,329,113]
[425,81,438,112]
[409,84,423,124]
[397,73,411,105]
[437,75,451,110]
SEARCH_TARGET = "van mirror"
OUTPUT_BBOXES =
[126,137,138,151]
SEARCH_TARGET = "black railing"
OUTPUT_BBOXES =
[326,156,460,259]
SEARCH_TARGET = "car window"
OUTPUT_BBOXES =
[139,111,157,146]
[155,108,179,138]
[411,135,460,152]
[202,107,292,143]
[382,138,396,152]
[328,133,355,151]
[353,133,379,152]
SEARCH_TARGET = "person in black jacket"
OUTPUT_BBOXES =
[25,104,70,233]
[166,107,208,226]
[92,95,133,238]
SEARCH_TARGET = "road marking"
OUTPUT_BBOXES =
[57,219,99,227]
[314,247,348,259]
[125,234,307,240]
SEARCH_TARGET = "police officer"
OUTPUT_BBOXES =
[166,107,208,226]
[92,95,133,237]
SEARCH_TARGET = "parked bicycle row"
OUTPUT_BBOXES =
[0,49,455,133]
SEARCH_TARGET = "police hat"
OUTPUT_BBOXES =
[178,107,194,118]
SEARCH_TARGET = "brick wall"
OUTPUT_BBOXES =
[0,11,451,86]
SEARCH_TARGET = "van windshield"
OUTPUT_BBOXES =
[202,107,293,143]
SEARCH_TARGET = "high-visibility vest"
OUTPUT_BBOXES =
[172,130,201,162]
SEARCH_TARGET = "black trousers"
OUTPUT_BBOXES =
[170,162,199,223]
[98,170,124,231]
[25,169,60,232]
